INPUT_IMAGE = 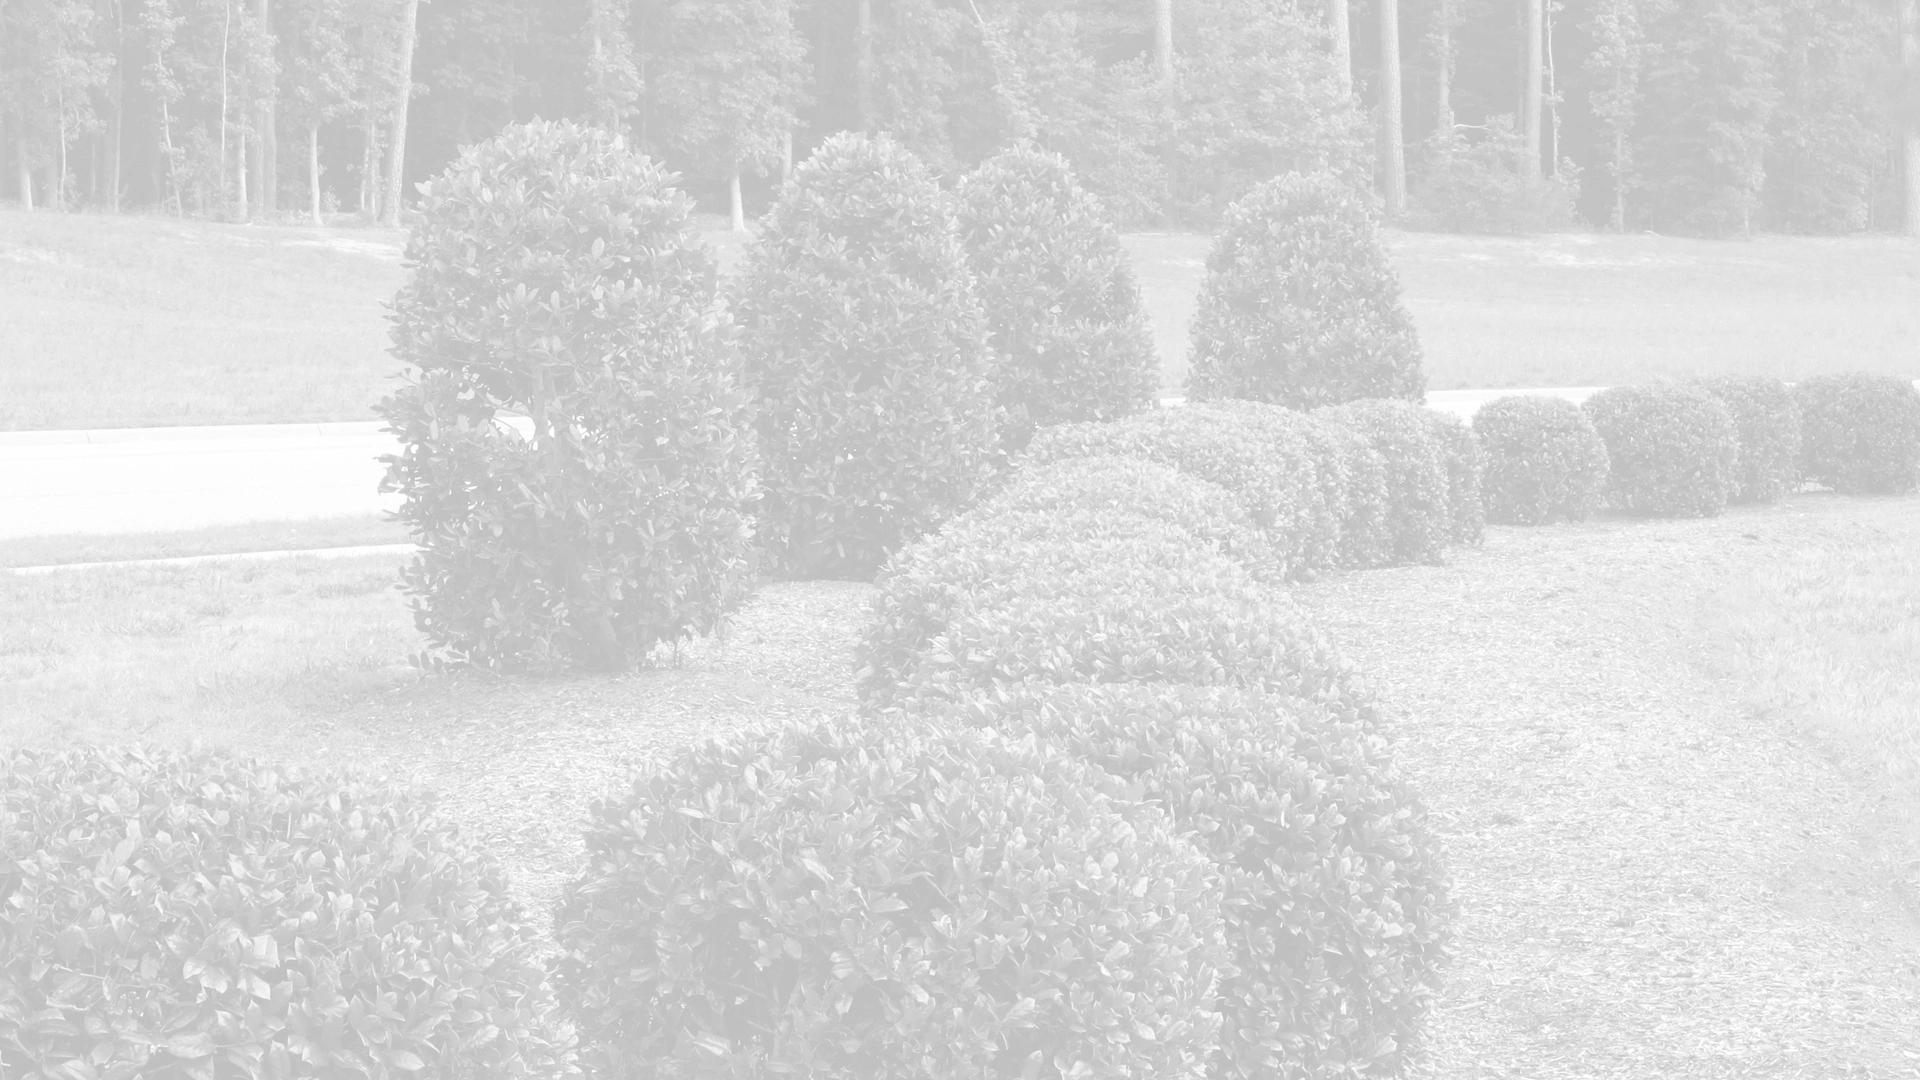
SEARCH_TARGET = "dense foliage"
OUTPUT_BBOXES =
[1185,174,1427,412]
[0,743,574,1079]
[730,131,998,580]
[1690,374,1803,503]
[954,143,1161,453]
[379,119,760,673]
[551,714,1228,1079]
[1470,395,1612,525]
[1582,382,1741,517]
[907,681,1455,1080]
[1417,407,1489,546]
[1313,400,1455,565]
[1792,373,1920,495]
[1409,117,1582,235]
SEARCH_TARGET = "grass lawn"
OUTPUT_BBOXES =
[0,512,410,569]
[7,207,1916,430]
[5,490,1919,1073]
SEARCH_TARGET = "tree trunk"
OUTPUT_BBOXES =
[383,0,419,227]
[359,103,377,217]
[1904,0,1919,236]
[730,167,745,231]
[856,0,874,131]
[1545,0,1560,177]
[220,0,232,217]
[1154,0,1173,82]
[15,136,31,211]
[309,124,323,227]
[55,87,68,210]
[1436,0,1453,140]
[1380,0,1406,215]
[1327,0,1352,98]
[109,30,123,212]
[1611,113,1626,231]
[783,127,794,183]
[237,132,249,220]
[1520,0,1543,181]
[256,0,275,215]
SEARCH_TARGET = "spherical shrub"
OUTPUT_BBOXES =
[380,118,759,673]
[1185,172,1426,411]
[1314,399,1453,564]
[551,713,1228,1079]
[1416,407,1487,545]
[905,682,1455,1080]
[1792,373,1920,495]
[0,743,574,1079]
[1018,405,1321,579]
[1471,395,1610,525]
[968,454,1285,582]
[954,143,1162,453]
[1184,399,1345,579]
[858,505,1369,720]
[1582,382,1739,517]
[1689,375,1802,503]
[1300,410,1395,570]
[732,131,999,580]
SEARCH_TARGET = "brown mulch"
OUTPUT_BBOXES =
[1289,494,1920,1079]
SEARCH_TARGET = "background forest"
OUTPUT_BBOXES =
[3,0,1919,237]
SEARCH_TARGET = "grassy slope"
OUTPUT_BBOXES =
[6,208,1916,430]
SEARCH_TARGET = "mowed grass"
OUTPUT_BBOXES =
[7,206,1916,430]
[0,512,411,569]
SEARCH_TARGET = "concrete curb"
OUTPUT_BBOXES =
[6,542,417,577]
[0,420,390,447]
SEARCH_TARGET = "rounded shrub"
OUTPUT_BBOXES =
[731,131,999,581]
[380,118,759,674]
[904,682,1455,1080]
[1792,373,1920,495]
[1184,172,1426,411]
[1416,408,1487,545]
[954,143,1162,454]
[1299,411,1395,571]
[1689,375,1802,503]
[0,743,575,1078]
[1182,399,1345,579]
[1314,399,1453,565]
[551,713,1228,1079]
[1470,395,1610,525]
[1582,382,1740,517]
[1017,405,1321,579]
[858,505,1368,719]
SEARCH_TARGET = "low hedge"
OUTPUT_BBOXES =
[1018,405,1319,579]
[1792,373,1920,495]
[1313,400,1454,565]
[0,744,575,1079]
[1470,395,1610,526]
[1690,375,1802,504]
[858,506,1368,720]
[904,682,1455,1080]
[1582,382,1739,517]
[551,713,1228,1079]
[1415,408,1487,546]
[1187,400,1346,579]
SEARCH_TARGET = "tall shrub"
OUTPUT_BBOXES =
[732,131,999,580]
[954,143,1162,453]
[379,119,760,674]
[1184,172,1426,411]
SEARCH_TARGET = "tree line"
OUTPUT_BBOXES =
[3,0,1917,236]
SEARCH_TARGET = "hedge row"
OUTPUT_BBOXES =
[1473,372,1920,523]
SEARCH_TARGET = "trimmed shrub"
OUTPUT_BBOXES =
[1582,383,1740,517]
[1186,400,1345,579]
[1414,408,1486,546]
[0,743,575,1079]
[1470,395,1611,526]
[858,506,1367,718]
[954,143,1162,454]
[1314,400,1453,565]
[1689,375,1803,504]
[1792,373,1920,495]
[1017,405,1320,578]
[905,682,1455,1080]
[968,454,1285,582]
[551,714,1228,1079]
[379,118,760,673]
[1299,412,1395,571]
[731,131,999,581]
[1185,172,1426,411]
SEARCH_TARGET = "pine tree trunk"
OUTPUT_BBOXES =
[856,0,874,131]
[1380,0,1406,215]
[1154,0,1173,81]
[1521,0,1543,180]
[382,0,419,227]
[237,133,249,220]
[359,104,377,218]
[730,167,745,231]
[1903,0,1919,236]
[256,0,275,215]
[783,128,794,183]
[109,44,123,212]
[1436,0,1453,140]
[1327,0,1352,97]
[16,133,32,211]
[309,124,323,227]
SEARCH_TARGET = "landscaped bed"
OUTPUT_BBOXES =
[5,492,1918,1075]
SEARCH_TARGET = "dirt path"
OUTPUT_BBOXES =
[1291,498,1920,1078]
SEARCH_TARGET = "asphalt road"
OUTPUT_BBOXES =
[0,388,1603,539]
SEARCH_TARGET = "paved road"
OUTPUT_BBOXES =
[0,387,1606,540]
